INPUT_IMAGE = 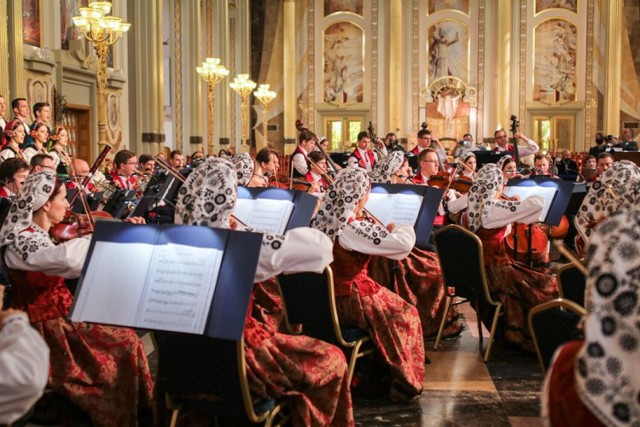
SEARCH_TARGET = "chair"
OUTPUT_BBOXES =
[557,262,586,307]
[277,266,374,383]
[433,225,503,362]
[528,298,585,374]
[153,333,285,427]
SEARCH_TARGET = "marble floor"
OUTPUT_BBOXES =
[351,303,546,427]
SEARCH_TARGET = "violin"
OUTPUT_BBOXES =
[295,119,342,175]
[50,210,114,242]
[504,223,549,264]
[272,174,312,191]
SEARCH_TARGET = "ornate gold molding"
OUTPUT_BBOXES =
[585,0,595,148]
[308,0,316,130]
[206,0,213,57]
[518,0,527,132]
[0,0,9,99]
[412,0,419,131]
[477,0,485,140]
[371,0,378,128]
[389,0,402,131]
[174,0,183,150]
[8,0,25,98]
[604,0,622,134]
[230,16,236,147]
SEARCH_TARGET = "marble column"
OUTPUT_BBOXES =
[496,0,512,130]
[0,0,10,100]
[283,0,296,153]
[604,0,622,134]
[7,0,25,98]
[183,0,203,149]
[389,0,402,132]
[127,0,164,155]
[214,0,230,152]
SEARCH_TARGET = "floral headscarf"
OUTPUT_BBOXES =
[609,178,640,214]
[575,208,640,426]
[311,167,370,240]
[231,153,255,187]
[0,171,57,247]
[370,151,405,183]
[576,160,640,243]
[466,163,521,232]
[496,154,514,172]
[174,158,237,228]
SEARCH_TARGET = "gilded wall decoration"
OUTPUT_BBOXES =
[107,92,122,149]
[535,0,577,14]
[427,0,470,15]
[26,78,52,114]
[428,20,469,83]
[324,0,363,17]
[61,0,88,49]
[592,0,607,130]
[426,77,472,138]
[533,19,577,103]
[23,0,40,47]
[323,22,364,104]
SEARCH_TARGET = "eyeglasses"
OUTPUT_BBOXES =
[126,161,139,166]
[421,160,439,164]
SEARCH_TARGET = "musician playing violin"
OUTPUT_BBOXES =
[305,151,330,194]
[457,152,477,179]
[528,153,558,178]
[412,148,440,185]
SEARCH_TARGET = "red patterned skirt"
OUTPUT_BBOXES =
[244,317,354,426]
[368,247,462,338]
[34,318,154,427]
[335,283,425,402]
[252,278,286,332]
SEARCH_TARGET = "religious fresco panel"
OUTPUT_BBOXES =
[427,20,469,83]
[61,0,88,49]
[323,22,364,104]
[533,19,577,103]
[23,0,40,47]
[427,0,470,15]
[535,0,577,14]
[324,0,363,17]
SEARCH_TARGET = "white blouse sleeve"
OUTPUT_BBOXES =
[4,235,91,279]
[448,193,468,214]
[339,221,415,260]
[254,227,334,282]
[0,312,49,425]
[482,195,545,229]
[22,147,36,164]
[518,137,540,158]
[292,153,309,176]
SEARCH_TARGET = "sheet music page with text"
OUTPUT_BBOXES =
[503,186,557,221]
[136,243,222,334]
[234,198,294,234]
[366,193,423,226]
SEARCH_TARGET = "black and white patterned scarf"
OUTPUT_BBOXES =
[370,151,405,184]
[575,207,640,426]
[231,153,254,187]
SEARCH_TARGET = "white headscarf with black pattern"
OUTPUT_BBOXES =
[496,154,514,173]
[312,167,370,240]
[231,153,255,187]
[466,163,522,232]
[575,207,640,426]
[576,160,640,243]
[370,151,405,184]
[610,178,640,214]
[0,171,57,247]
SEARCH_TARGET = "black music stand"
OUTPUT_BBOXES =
[613,151,640,166]
[368,183,444,250]
[70,221,262,341]
[67,189,104,212]
[471,150,511,170]
[236,186,318,230]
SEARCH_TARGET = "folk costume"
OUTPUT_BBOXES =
[465,164,558,351]
[0,172,154,427]
[175,158,354,427]
[347,147,376,172]
[108,170,137,191]
[312,167,425,402]
[291,146,310,178]
[543,207,640,426]
[368,152,462,337]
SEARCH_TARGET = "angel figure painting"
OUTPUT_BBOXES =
[536,0,577,14]
[323,22,364,105]
[428,21,469,83]
[533,20,577,102]
[428,0,470,15]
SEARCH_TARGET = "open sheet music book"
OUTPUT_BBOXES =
[233,198,294,234]
[365,193,424,226]
[71,241,223,335]
[502,185,557,222]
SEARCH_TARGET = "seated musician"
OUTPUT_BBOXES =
[305,151,331,194]
[233,152,267,188]
[47,126,71,177]
[529,153,558,178]
[29,153,55,174]
[412,148,451,227]
[109,149,138,190]
[579,155,597,182]
[0,171,153,426]
[369,152,462,338]
[291,128,317,177]
[543,207,640,427]
[256,147,280,182]
[174,158,354,426]
[137,154,155,176]
[493,128,539,157]
[463,164,558,351]
[168,149,184,170]
[456,152,477,179]
[411,127,447,164]
[312,167,425,402]
[0,158,29,198]
[347,131,382,172]
[596,152,614,175]
[66,158,95,194]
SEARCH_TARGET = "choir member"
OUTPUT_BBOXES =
[312,167,425,402]
[47,126,71,177]
[464,164,558,351]
[0,120,26,162]
[368,152,462,338]
[543,207,640,426]
[23,122,49,164]
[175,158,354,426]
[9,98,30,141]
[0,171,153,426]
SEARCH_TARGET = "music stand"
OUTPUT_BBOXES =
[67,189,104,212]
[613,151,640,166]
[368,183,444,250]
[236,186,318,230]
[70,221,262,341]
[471,150,511,170]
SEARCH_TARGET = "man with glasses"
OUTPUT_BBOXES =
[29,154,56,174]
[411,127,447,164]
[493,128,539,158]
[110,149,138,190]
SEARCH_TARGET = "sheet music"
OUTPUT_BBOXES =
[503,186,557,221]
[365,193,424,226]
[137,243,222,334]
[233,198,294,234]
[71,241,223,335]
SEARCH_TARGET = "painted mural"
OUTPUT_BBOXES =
[535,0,577,14]
[61,0,88,49]
[533,19,577,103]
[620,0,640,123]
[324,0,363,17]
[428,20,469,83]
[323,22,364,105]
[427,0,470,15]
[23,0,40,47]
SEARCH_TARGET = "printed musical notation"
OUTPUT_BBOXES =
[365,193,424,226]
[503,185,557,222]
[234,198,294,234]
